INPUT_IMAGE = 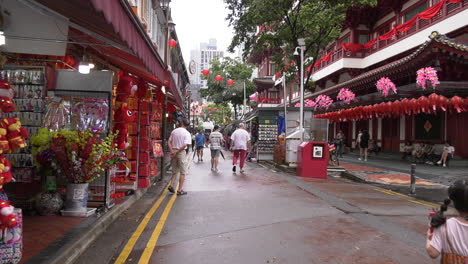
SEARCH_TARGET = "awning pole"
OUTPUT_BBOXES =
[283,72,288,137]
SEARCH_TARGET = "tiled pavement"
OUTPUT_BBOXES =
[20,216,84,264]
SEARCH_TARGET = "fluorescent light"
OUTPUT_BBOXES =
[78,62,90,74]
[0,31,5,46]
[89,63,95,69]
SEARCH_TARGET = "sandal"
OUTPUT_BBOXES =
[168,186,175,193]
[177,190,187,196]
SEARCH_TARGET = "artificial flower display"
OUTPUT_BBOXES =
[50,129,123,184]
[337,88,355,104]
[315,95,333,110]
[416,67,440,90]
[376,77,397,96]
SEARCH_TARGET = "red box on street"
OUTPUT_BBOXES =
[138,177,150,188]
[297,141,328,178]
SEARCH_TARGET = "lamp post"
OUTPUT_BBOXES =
[294,38,306,142]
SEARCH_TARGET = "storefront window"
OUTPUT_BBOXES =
[415,113,441,140]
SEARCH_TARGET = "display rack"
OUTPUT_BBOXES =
[256,117,277,161]
[1,66,46,191]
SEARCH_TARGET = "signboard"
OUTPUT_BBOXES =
[312,145,324,158]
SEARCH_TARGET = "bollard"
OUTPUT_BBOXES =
[410,163,416,195]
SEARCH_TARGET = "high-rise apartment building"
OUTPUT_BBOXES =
[189,38,224,89]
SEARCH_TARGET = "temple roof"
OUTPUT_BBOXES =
[297,31,468,103]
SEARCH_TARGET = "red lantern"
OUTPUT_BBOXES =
[450,96,464,113]
[214,108,218,111]
[428,93,439,112]
[207,107,212,111]
[169,39,177,48]
[438,95,449,112]
[202,69,210,76]
[418,96,430,114]
[227,79,234,85]
[215,75,223,82]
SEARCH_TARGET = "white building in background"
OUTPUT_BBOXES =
[189,38,224,89]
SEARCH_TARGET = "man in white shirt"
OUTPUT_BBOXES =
[230,123,251,173]
[167,119,191,195]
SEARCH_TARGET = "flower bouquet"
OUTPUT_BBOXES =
[416,67,440,90]
[376,77,397,96]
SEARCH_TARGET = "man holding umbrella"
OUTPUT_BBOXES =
[208,125,224,171]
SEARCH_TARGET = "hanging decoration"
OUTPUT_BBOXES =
[315,93,468,122]
[168,39,177,48]
[201,69,210,76]
[227,79,234,86]
[304,99,317,108]
[249,92,259,102]
[337,88,355,104]
[215,75,223,82]
[416,67,440,90]
[376,77,397,96]
[315,95,333,110]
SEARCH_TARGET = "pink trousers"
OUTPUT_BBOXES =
[233,150,247,168]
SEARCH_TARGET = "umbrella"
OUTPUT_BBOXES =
[220,150,225,160]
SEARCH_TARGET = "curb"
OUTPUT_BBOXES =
[26,164,171,264]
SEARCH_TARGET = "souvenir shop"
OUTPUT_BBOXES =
[0,0,178,262]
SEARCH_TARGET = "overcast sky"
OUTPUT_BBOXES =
[171,0,236,64]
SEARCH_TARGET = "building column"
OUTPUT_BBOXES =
[400,116,405,141]
[368,119,373,139]
[333,123,337,138]
[377,118,382,147]
[352,120,356,148]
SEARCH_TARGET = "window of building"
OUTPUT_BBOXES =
[404,1,427,22]
[340,36,350,44]
[269,63,277,76]
[358,34,369,44]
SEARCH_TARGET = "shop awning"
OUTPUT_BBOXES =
[34,0,183,107]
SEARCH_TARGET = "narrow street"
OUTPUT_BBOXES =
[75,149,441,264]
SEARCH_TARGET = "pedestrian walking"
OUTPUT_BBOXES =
[195,129,205,162]
[230,123,251,173]
[208,125,223,172]
[191,132,196,152]
[427,178,468,262]
[358,129,369,161]
[167,118,191,196]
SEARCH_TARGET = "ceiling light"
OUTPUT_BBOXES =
[78,61,90,74]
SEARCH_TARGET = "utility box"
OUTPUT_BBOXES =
[297,141,328,178]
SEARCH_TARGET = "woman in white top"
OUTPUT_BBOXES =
[437,141,455,167]
[427,179,468,263]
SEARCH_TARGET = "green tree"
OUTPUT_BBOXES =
[225,0,377,92]
[204,104,233,126]
[200,57,256,119]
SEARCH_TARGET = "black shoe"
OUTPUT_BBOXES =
[232,166,236,172]
[168,186,175,193]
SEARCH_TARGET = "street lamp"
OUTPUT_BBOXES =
[294,38,306,142]
[159,0,171,10]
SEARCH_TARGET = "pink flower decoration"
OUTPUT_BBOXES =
[337,88,355,104]
[294,102,300,107]
[304,99,317,108]
[376,77,397,96]
[416,67,440,90]
[315,95,333,110]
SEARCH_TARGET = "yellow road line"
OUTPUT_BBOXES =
[138,183,179,264]
[258,163,269,169]
[271,170,278,173]
[114,186,169,264]
[373,188,439,208]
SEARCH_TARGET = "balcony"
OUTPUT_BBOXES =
[313,0,467,82]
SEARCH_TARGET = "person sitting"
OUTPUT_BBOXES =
[422,142,435,163]
[368,139,380,155]
[401,141,414,161]
[437,141,455,167]
[412,143,424,163]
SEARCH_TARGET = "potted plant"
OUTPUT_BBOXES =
[31,128,64,216]
[49,129,122,216]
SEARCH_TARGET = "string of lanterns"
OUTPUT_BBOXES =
[201,69,234,85]
[315,93,468,123]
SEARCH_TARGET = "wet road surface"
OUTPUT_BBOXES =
[75,148,444,264]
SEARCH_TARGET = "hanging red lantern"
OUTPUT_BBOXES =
[438,95,449,112]
[450,96,464,113]
[215,75,223,82]
[207,107,212,111]
[214,108,218,111]
[227,79,234,85]
[418,96,430,114]
[428,93,439,113]
[169,39,177,48]
[409,98,419,115]
[401,98,410,115]
[202,69,210,76]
